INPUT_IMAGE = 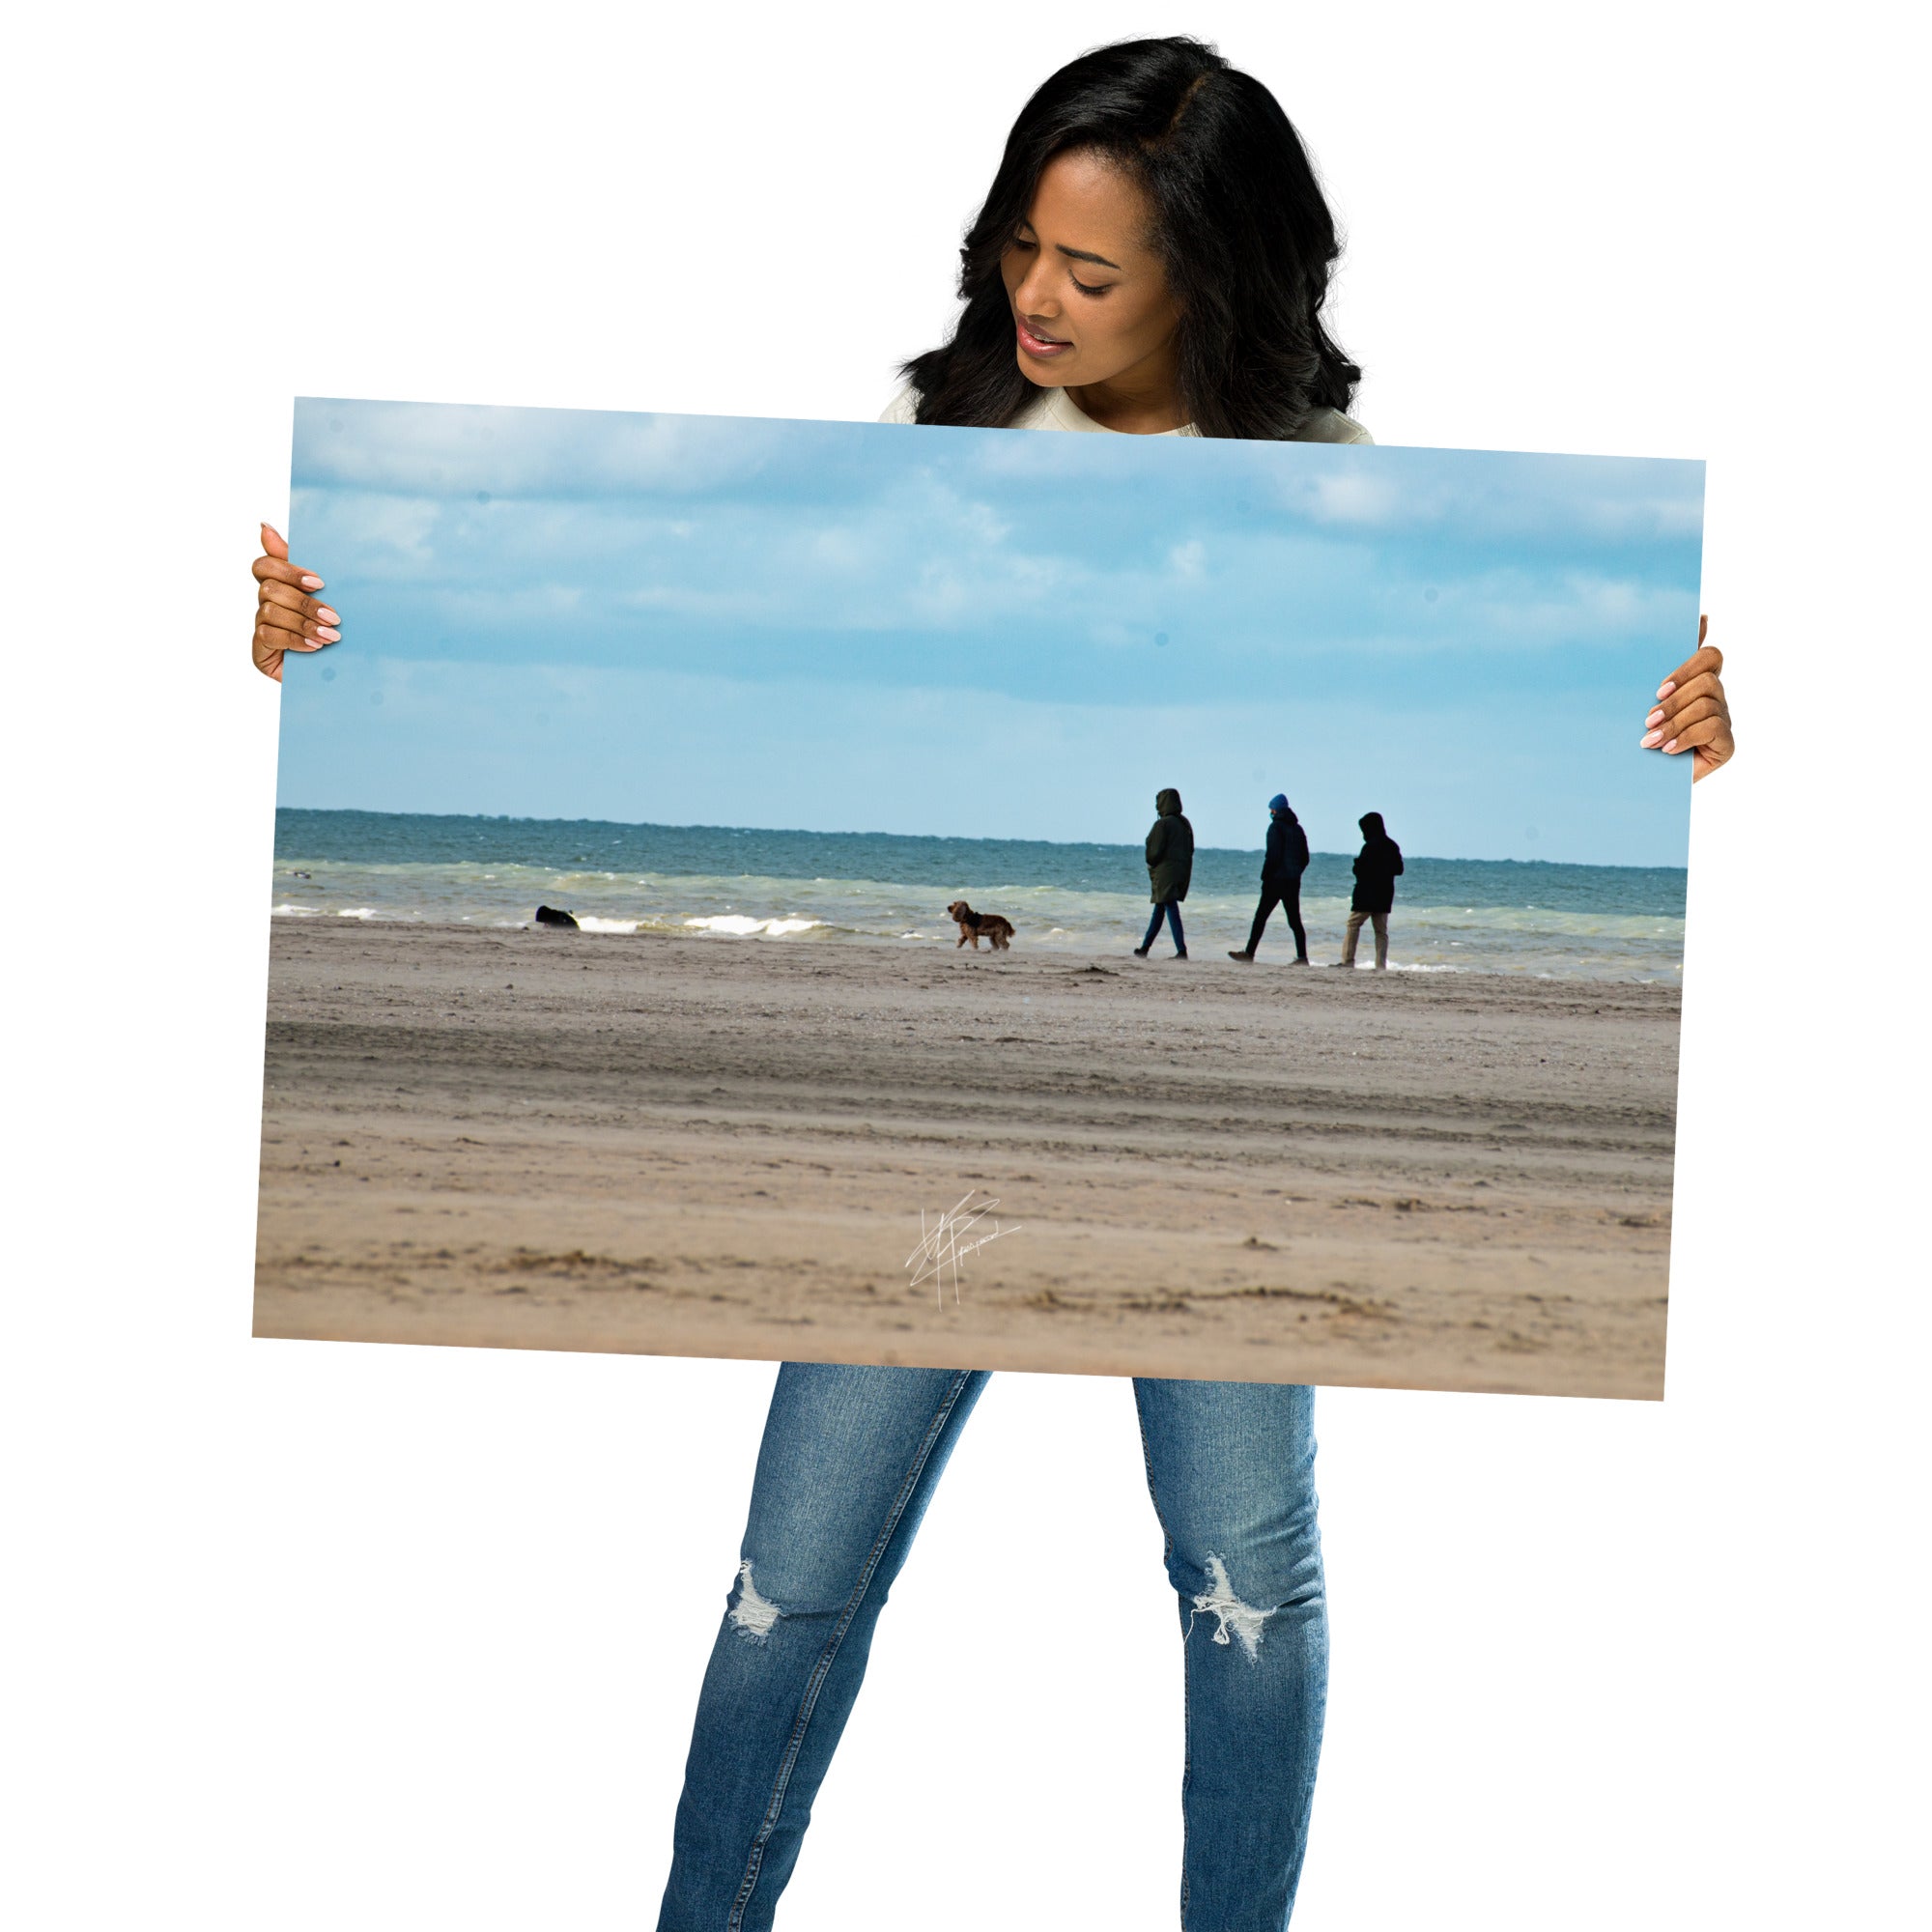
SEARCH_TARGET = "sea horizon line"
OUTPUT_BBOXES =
[273,805,1688,876]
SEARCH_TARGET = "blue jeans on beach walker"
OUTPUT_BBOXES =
[1143,899,1187,952]
[657,1364,1327,1932]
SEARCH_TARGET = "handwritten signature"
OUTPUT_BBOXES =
[906,1190,1023,1307]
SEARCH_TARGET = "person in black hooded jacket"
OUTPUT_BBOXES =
[1229,793,1310,964]
[1336,811,1404,970]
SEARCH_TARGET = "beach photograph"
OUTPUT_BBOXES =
[258,400,1702,1397]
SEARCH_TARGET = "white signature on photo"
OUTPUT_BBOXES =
[906,1191,1023,1307]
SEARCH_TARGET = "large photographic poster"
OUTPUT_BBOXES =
[257,399,1699,1398]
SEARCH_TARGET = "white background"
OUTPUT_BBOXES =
[4,3,1925,1926]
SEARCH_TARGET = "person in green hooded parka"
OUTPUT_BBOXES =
[1134,785,1194,958]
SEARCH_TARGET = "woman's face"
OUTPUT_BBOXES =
[999,148,1181,395]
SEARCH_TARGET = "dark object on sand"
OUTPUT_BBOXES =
[534,905,580,929]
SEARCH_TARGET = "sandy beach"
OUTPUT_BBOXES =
[254,921,1677,1398]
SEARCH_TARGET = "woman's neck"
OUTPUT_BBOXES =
[1065,341,1188,434]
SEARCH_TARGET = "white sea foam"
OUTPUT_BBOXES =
[577,916,640,934]
[684,915,823,938]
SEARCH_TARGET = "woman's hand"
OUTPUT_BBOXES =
[1642,614,1734,781]
[251,523,339,682]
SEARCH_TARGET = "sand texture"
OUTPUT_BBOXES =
[254,923,1678,1398]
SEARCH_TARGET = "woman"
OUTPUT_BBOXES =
[248,38,1733,1929]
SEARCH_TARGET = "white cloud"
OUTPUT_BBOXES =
[1300,469,1407,527]
[293,398,783,498]
[959,500,1011,546]
[293,488,440,565]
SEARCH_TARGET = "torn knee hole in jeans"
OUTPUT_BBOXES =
[728,1559,784,1641]
[1189,1554,1271,1662]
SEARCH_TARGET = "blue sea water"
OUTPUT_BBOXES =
[272,809,1686,982]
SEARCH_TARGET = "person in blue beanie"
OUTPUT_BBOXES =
[1229,794,1311,964]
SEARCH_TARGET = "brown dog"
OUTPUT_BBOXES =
[947,900,1015,951]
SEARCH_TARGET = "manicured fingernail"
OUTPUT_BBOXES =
[300,574,324,589]
[1645,708,1664,726]
[1662,738,1680,753]
[1656,681,1675,698]
[1641,730,1663,747]
[314,625,341,641]
[315,606,339,623]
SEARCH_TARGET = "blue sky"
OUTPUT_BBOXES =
[279,399,1702,867]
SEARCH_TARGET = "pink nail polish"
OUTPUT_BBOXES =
[316,606,339,624]
[1645,708,1663,726]
[301,575,324,589]
[1662,739,1679,753]
[1656,681,1675,699]
[1641,730,1662,747]
[315,626,341,641]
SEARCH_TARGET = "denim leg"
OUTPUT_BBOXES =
[1143,903,1169,950]
[1168,902,1187,952]
[1132,1378,1327,1932]
[658,1362,989,1931]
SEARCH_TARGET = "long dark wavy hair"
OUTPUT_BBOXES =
[899,37,1360,440]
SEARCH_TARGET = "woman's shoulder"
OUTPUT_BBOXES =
[1294,406,1374,445]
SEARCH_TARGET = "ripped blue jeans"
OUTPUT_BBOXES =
[657,1365,1326,1932]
